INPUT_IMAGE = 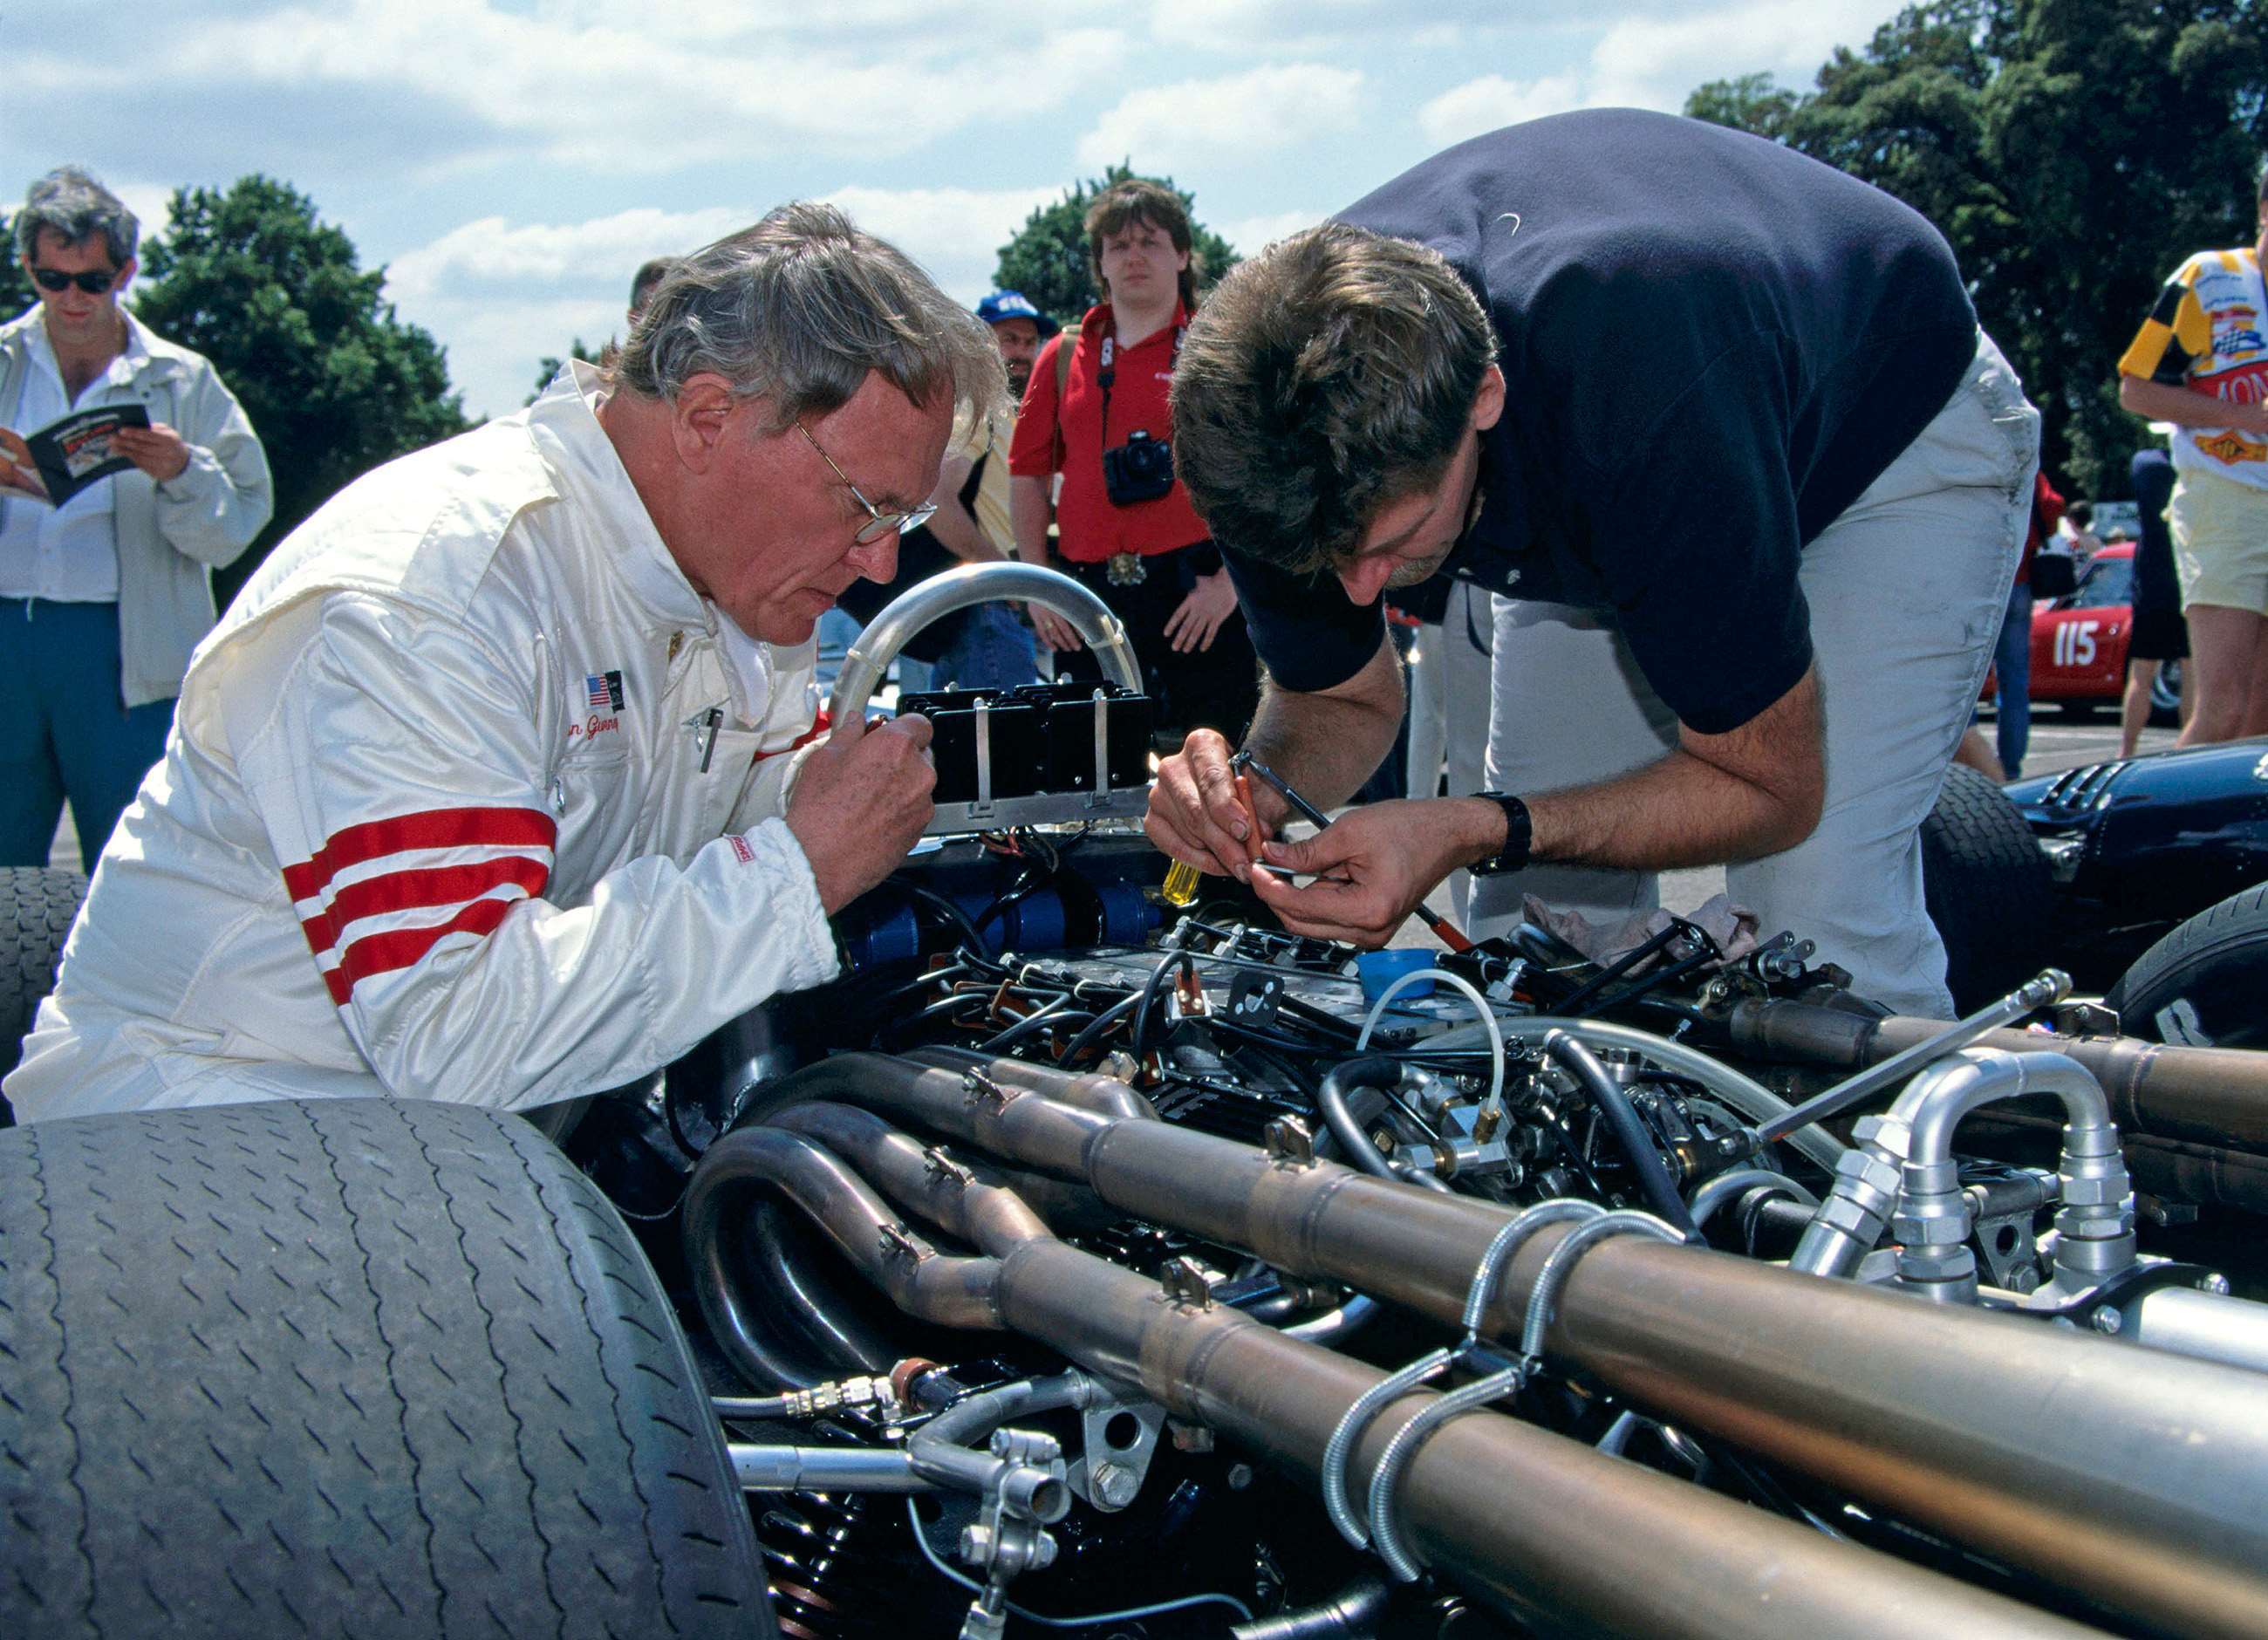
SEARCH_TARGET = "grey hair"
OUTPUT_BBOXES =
[612,202,1006,432]
[16,166,139,267]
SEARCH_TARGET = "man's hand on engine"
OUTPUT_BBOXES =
[1247,799,1491,947]
[788,710,936,912]
[1145,728,1266,880]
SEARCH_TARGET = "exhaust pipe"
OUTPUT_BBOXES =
[755,1052,2268,1638]
[771,1104,2100,1639]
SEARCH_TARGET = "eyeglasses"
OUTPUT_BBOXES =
[797,423,935,544]
[30,266,121,296]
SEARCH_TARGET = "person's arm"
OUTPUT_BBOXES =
[230,593,931,1111]
[1251,666,1825,946]
[1011,474,1083,652]
[115,366,274,567]
[2118,373,2268,434]
[922,453,1004,563]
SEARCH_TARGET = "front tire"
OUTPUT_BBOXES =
[0,1097,769,1638]
[2107,884,2268,1048]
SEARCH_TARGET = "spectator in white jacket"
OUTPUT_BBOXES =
[0,166,272,869]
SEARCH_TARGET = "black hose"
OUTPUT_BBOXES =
[1056,991,1142,1065]
[1315,1056,1422,1185]
[1540,1032,1700,1237]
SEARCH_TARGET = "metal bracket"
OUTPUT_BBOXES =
[1159,1256,1213,1309]
[1088,687,1111,809]
[878,1222,922,1262]
[1264,1114,1319,1167]
[961,1069,1014,1111]
[1068,1391,1168,1514]
[923,1145,976,1189]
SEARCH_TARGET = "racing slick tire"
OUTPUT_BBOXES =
[0,866,87,1110]
[1922,763,2056,1012]
[2106,883,2268,1049]
[0,1097,771,1639]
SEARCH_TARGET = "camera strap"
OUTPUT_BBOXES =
[1095,319,1186,448]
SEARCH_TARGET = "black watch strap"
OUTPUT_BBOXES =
[1469,791,1533,878]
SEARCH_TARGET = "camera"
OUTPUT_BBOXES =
[1101,429,1176,507]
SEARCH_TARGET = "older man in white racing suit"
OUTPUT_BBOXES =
[6,204,1003,1119]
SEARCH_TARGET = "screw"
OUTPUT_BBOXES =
[2091,1305,2123,1334]
[1090,1460,1140,1509]
[960,1523,993,1564]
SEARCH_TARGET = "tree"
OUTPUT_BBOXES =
[0,216,29,316]
[528,338,601,407]
[130,176,475,602]
[994,165,1240,328]
[1689,0,2268,499]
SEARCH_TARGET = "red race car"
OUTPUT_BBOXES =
[1984,543,2182,721]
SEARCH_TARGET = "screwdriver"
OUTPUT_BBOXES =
[1228,750,1474,953]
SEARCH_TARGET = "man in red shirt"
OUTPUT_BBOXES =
[1008,181,1258,741]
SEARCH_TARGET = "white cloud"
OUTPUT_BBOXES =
[822,185,1066,302]
[384,206,751,302]
[380,185,1068,418]
[1218,209,1322,257]
[1418,72,1589,149]
[1076,65,1365,173]
[1417,1,1900,148]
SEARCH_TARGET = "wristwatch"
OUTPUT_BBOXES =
[1467,791,1533,877]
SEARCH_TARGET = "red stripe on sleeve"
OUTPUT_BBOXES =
[282,807,557,902]
[297,855,550,959]
[333,896,518,994]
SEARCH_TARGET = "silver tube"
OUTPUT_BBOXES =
[1435,1015,1850,1172]
[729,1443,931,1492]
[826,561,1139,722]
[906,1047,1159,1122]
[2134,1287,2268,1376]
[1753,968,2070,1143]
[1877,1049,2132,1303]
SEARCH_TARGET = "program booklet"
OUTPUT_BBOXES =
[20,403,151,507]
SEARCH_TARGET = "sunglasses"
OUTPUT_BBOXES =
[30,267,121,296]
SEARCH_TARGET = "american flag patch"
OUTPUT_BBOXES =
[584,670,625,712]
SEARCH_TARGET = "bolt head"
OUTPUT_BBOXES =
[1226,1463,1254,1491]
[2201,1273,2232,1295]
[2091,1305,2123,1334]
[960,1524,993,1561]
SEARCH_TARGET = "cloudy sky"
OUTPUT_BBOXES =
[12,0,1908,420]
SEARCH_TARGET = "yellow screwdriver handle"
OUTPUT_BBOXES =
[1161,858,1201,907]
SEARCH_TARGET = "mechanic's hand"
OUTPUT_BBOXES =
[1144,728,1265,880]
[111,421,193,483]
[1163,569,1238,654]
[787,710,936,912]
[0,428,47,501]
[1028,601,1083,653]
[1247,800,1467,947]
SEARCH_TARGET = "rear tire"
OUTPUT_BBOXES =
[1922,764,2056,1011]
[0,866,87,1096]
[2106,884,2268,1049]
[0,1097,770,1638]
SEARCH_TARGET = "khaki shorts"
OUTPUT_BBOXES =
[2169,466,2268,615]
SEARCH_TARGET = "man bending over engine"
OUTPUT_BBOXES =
[1146,111,2039,1018]
[7,205,1003,1118]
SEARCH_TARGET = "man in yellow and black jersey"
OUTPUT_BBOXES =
[2117,165,2268,747]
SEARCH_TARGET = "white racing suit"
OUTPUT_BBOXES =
[5,364,842,1119]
